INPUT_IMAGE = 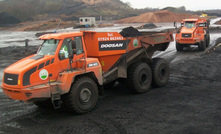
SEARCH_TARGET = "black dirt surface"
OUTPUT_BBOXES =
[1,46,221,134]
[120,26,142,37]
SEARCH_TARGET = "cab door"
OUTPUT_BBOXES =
[73,36,86,70]
[58,36,85,71]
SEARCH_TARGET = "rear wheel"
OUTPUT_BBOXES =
[152,58,170,87]
[62,76,98,114]
[176,42,183,51]
[127,62,152,94]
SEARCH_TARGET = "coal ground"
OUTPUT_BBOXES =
[1,43,221,134]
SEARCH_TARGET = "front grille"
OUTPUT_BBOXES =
[4,73,18,85]
[182,33,192,38]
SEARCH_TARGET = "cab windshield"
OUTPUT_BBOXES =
[185,21,196,28]
[37,39,59,56]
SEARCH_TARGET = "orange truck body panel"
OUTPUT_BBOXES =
[176,19,208,45]
[1,29,173,102]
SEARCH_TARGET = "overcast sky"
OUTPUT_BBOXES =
[121,0,221,11]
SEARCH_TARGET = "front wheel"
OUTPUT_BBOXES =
[62,76,98,114]
[176,42,183,51]
[198,40,206,51]
[206,34,210,47]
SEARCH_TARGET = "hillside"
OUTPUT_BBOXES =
[0,0,135,22]
[116,10,200,23]
[215,19,221,25]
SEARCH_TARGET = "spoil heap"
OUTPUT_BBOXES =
[117,10,200,23]
[215,19,221,25]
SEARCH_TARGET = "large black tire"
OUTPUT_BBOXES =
[62,76,98,114]
[152,58,170,87]
[176,42,183,51]
[206,33,210,47]
[198,40,206,51]
[127,62,152,94]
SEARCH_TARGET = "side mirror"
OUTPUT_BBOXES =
[72,40,76,50]
[181,23,184,27]
[174,21,177,28]
[73,50,77,55]
[68,40,77,55]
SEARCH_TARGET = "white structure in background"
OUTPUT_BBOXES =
[79,17,96,27]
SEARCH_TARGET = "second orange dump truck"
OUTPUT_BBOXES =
[1,27,173,114]
[175,19,210,51]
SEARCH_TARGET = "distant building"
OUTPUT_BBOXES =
[79,17,96,27]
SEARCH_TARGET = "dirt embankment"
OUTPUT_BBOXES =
[0,19,77,31]
[116,10,200,23]
[215,19,221,25]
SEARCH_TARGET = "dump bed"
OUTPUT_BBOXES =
[83,28,173,72]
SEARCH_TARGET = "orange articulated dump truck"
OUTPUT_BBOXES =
[175,19,210,51]
[1,27,173,114]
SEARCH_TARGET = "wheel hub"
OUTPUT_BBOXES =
[140,73,147,85]
[160,68,166,77]
[80,88,91,103]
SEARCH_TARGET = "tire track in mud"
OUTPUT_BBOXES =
[0,93,38,125]
[87,116,128,134]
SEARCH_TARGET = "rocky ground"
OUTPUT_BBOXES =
[0,38,221,133]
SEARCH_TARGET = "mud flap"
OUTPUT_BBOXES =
[118,56,127,78]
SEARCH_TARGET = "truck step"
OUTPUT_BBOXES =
[51,93,62,109]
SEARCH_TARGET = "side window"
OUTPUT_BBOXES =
[74,36,84,55]
[59,38,71,60]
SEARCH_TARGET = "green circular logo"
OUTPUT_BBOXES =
[39,69,49,80]
[133,39,139,47]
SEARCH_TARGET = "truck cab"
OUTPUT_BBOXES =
[175,19,210,51]
[1,32,103,112]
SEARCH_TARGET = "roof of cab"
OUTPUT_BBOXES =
[39,31,83,40]
[183,18,199,22]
